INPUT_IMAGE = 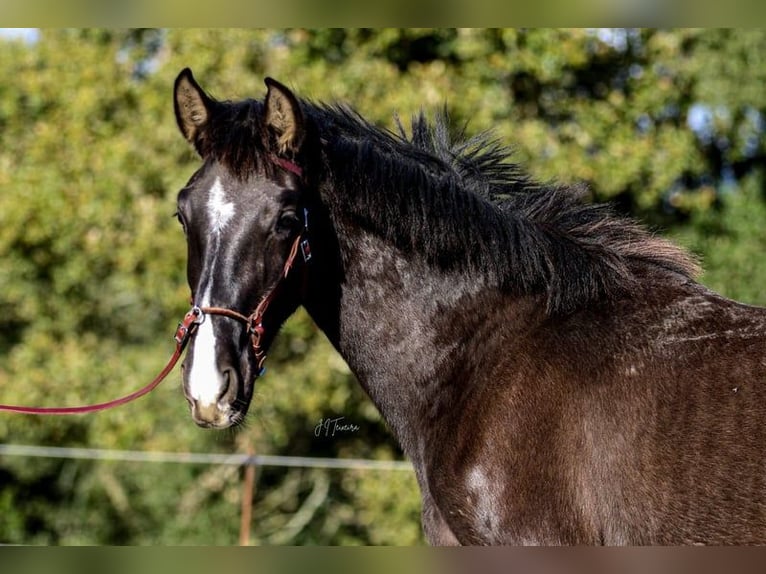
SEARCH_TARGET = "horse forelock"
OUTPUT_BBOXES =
[200,99,275,180]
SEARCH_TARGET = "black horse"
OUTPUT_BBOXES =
[172,68,766,545]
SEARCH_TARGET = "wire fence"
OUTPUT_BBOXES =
[0,443,416,545]
[0,443,414,472]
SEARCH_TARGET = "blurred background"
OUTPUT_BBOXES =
[0,28,765,545]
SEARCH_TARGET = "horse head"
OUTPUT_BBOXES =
[174,69,315,428]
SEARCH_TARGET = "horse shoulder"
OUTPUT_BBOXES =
[423,281,766,544]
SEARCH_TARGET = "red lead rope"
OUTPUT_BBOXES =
[0,309,201,415]
[0,157,307,416]
[0,211,310,416]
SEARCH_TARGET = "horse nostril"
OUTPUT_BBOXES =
[218,366,237,403]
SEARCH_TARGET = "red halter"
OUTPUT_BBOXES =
[194,207,311,374]
[0,157,309,415]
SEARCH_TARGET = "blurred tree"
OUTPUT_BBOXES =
[0,28,765,545]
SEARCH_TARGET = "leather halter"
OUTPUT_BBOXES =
[0,156,309,415]
[189,206,311,375]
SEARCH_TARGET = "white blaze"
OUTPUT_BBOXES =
[188,286,227,406]
[207,177,234,234]
[187,176,235,406]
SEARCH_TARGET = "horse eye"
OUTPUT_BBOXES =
[174,210,188,232]
[276,211,300,232]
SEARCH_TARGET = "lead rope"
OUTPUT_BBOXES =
[0,157,309,416]
[0,221,310,416]
[0,309,203,415]
[0,219,310,416]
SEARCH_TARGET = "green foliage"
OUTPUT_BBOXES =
[670,172,766,307]
[1,28,765,545]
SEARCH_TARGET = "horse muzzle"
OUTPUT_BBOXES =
[181,320,249,429]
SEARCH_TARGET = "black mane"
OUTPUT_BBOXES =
[205,96,700,315]
[309,104,700,315]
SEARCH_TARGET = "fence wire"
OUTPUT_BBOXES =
[0,443,413,471]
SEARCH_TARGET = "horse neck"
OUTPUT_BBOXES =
[302,217,531,460]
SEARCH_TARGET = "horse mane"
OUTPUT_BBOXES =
[309,104,701,315]
[202,95,700,315]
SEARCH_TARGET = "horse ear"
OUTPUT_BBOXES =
[264,77,305,156]
[174,68,213,154]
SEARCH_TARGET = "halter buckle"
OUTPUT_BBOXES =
[174,306,205,345]
[300,238,312,262]
[299,208,312,262]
